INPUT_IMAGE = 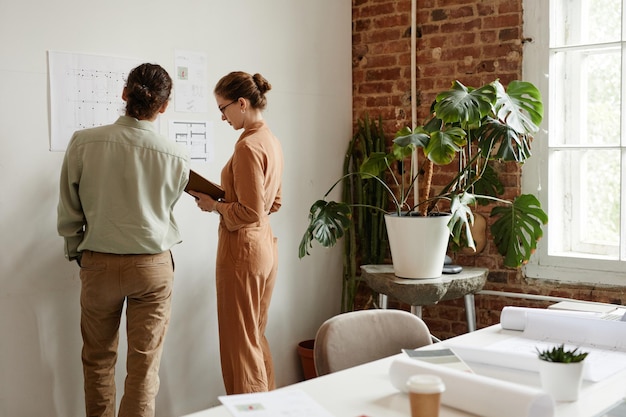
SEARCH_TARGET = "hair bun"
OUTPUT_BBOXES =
[253,73,272,94]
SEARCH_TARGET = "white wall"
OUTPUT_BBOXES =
[0,1,350,416]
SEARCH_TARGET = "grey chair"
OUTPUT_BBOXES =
[313,309,433,376]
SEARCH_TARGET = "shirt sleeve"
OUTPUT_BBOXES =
[56,138,85,261]
[219,142,267,231]
[270,183,282,213]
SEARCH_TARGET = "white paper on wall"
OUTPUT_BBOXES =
[169,120,214,161]
[174,50,208,113]
[48,50,142,151]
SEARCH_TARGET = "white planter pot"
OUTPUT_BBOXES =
[539,360,585,402]
[384,213,451,279]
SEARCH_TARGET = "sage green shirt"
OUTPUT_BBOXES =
[57,116,190,261]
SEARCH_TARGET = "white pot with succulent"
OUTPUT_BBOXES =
[299,79,548,279]
[537,344,589,402]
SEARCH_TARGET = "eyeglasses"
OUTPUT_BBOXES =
[218,100,237,114]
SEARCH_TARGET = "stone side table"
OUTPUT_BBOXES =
[360,264,488,332]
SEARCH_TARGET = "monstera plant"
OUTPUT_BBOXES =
[299,79,548,270]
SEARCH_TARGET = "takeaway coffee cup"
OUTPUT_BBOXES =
[406,374,446,417]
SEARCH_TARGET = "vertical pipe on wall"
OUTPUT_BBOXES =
[411,0,417,127]
[411,0,419,206]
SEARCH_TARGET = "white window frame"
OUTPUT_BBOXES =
[523,0,626,285]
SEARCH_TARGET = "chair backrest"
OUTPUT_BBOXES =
[313,309,433,376]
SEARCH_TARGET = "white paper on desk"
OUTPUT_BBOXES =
[389,356,554,417]
[450,311,626,382]
[218,389,334,417]
[448,344,539,373]
[449,340,626,382]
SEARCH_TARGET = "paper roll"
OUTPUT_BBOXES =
[389,356,554,417]
[500,306,598,331]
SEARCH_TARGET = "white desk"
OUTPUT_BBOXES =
[182,325,626,417]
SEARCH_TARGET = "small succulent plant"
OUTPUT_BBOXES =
[536,344,589,363]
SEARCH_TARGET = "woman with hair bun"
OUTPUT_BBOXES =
[190,71,284,394]
[57,63,189,417]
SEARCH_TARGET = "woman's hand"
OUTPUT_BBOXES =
[189,191,218,213]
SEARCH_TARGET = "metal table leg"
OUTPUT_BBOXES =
[378,293,388,309]
[464,293,476,332]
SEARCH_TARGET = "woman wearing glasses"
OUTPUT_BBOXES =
[190,71,283,394]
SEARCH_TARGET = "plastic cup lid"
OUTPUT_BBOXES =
[406,374,446,394]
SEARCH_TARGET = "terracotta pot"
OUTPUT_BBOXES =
[297,339,317,380]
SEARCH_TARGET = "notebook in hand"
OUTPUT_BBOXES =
[184,169,225,200]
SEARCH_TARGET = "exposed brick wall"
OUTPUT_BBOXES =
[352,0,626,340]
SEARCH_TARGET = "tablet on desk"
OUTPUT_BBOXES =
[185,170,225,200]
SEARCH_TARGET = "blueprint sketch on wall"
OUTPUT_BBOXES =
[169,120,215,161]
[48,51,142,151]
[174,50,208,113]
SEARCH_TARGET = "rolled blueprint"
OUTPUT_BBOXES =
[389,355,554,417]
[500,306,600,331]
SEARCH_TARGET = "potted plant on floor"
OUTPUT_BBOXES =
[537,344,588,401]
[299,79,548,278]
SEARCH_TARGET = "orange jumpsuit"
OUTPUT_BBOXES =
[213,120,283,394]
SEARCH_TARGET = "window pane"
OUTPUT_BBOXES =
[551,47,621,146]
[549,149,620,258]
[553,0,621,47]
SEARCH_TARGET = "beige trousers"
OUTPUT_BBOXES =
[216,222,278,394]
[79,250,173,417]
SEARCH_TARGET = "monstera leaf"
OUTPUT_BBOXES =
[477,117,533,162]
[393,121,467,166]
[470,163,504,203]
[425,128,467,165]
[490,194,548,267]
[434,81,496,128]
[448,192,478,250]
[360,152,393,177]
[299,200,352,258]
[495,80,543,134]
